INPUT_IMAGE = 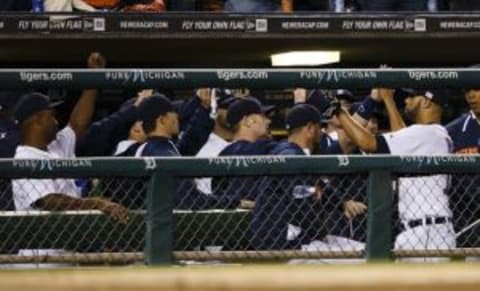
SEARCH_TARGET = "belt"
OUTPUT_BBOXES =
[401,216,452,232]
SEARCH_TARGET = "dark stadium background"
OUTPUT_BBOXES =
[0,12,475,135]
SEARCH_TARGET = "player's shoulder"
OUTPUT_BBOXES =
[14,145,48,159]
[445,113,471,133]
[406,123,447,134]
[270,141,304,155]
[219,140,249,156]
[385,124,449,145]
[419,124,451,140]
[220,139,277,155]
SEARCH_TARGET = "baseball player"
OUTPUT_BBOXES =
[331,88,455,261]
[87,92,152,209]
[109,89,215,159]
[11,91,129,264]
[447,88,480,154]
[213,97,277,209]
[307,89,382,155]
[446,87,480,255]
[252,104,366,251]
[10,53,129,266]
[319,99,384,249]
[251,104,325,250]
[195,90,236,195]
[135,94,216,209]
[219,97,276,155]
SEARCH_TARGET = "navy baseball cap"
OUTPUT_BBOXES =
[349,102,385,119]
[14,92,63,124]
[423,90,449,108]
[226,97,275,127]
[333,89,356,101]
[286,104,322,130]
[395,88,449,107]
[307,90,336,123]
[399,89,449,108]
[137,94,176,123]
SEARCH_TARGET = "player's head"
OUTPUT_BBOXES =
[465,88,480,117]
[403,90,447,123]
[118,98,147,143]
[307,89,340,132]
[137,94,179,139]
[129,121,147,143]
[14,92,62,144]
[286,104,322,151]
[227,97,274,140]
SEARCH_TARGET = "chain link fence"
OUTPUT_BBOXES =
[0,162,479,266]
[0,176,147,266]
[175,174,368,255]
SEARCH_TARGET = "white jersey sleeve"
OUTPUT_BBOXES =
[381,124,452,155]
[48,126,76,158]
[12,149,57,210]
[12,177,57,211]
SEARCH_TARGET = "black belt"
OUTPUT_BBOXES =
[401,216,452,232]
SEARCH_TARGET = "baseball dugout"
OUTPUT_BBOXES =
[0,155,479,266]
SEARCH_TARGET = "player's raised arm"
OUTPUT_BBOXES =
[337,108,378,153]
[379,88,406,131]
[68,52,106,138]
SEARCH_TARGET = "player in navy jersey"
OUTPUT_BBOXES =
[447,89,480,154]
[134,94,216,209]
[213,97,276,209]
[251,104,326,250]
[446,88,480,253]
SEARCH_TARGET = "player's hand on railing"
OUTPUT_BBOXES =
[87,52,107,69]
[343,200,367,220]
[98,200,129,224]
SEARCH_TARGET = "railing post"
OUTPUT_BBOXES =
[366,170,394,261]
[145,172,174,265]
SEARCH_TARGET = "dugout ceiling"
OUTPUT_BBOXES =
[0,13,480,68]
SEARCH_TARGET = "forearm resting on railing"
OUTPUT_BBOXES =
[33,193,106,211]
[32,194,129,223]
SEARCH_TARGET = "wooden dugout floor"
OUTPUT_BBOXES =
[0,264,479,291]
